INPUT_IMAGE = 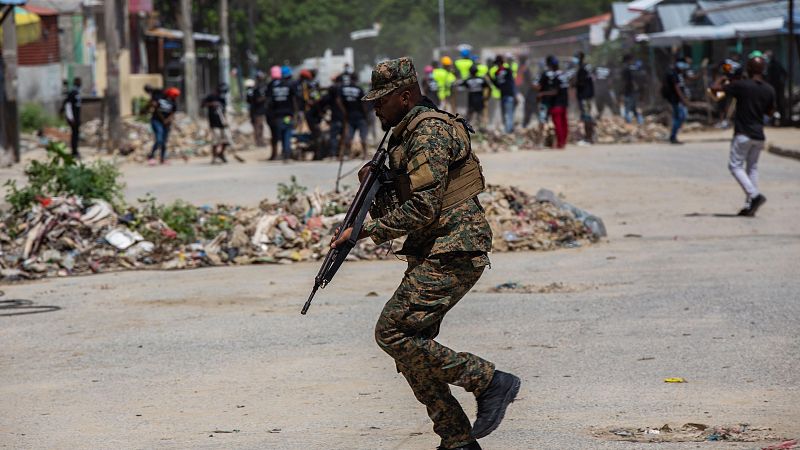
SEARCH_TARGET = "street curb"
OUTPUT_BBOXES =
[768,144,800,161]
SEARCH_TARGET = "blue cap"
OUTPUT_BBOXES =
[281,65,292,78]
[460,48,470,58]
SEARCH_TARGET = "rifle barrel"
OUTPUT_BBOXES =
[301,284,319,315]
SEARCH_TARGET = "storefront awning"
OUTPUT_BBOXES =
[0,6,42,46]
[645,16,784,46]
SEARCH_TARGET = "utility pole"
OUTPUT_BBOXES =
[180,0,198,120]
[220,0,231,109]
[1,5,20,164]
[789,0,795,125]
[104,0,122,153]
[438,0,446,49]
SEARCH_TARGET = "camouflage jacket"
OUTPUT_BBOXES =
[363,99,492,256]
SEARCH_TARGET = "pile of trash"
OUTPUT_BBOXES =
[595,423,788,444]
[481,186,605,252]
[472,116,670,152]
[0,185,605,281]
[77,113,254,160]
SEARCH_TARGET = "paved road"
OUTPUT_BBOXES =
[2,137,799,449]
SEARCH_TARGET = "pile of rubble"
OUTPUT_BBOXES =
[472,116,671,152]
[77,113,254,160]
[0,185,604,281]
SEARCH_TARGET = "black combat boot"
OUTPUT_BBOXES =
[471,370,521,439]
[437,440,482,450]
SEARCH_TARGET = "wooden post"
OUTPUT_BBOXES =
[788,0,795,125]
[220,0,230,109]
[2,5,20,164]
[104,0,122,152]
[179,0,198,119]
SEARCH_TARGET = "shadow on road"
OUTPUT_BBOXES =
[0,299,61,317]
[684,212,741,218]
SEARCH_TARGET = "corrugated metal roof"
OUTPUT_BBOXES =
[657,4,696,30]
[613,2,643,27]
[696,0,788,26]
[628,0,664,12]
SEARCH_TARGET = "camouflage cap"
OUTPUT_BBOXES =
[362,57,418,101]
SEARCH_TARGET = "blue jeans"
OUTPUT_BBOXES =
[670,102,687,141]
[149,119,170,161]
[502,96,515,133]
[277,115,293,159]
[328,120,343,157]
[347,117,369,144]
[623,94,643,125]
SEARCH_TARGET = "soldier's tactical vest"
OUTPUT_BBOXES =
[390,110,485,212]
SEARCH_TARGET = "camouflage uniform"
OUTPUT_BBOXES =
[362,57,495,449]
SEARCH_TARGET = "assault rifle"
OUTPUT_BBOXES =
[301,130,391,315]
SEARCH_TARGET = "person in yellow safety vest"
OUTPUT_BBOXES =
[475,58,489,77]
[432,57,450,107]
[454,48,474,80]
[433,56,456,109]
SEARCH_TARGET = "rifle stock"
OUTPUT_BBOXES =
[301,130,391,315]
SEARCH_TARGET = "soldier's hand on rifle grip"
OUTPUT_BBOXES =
[331,227,368,248]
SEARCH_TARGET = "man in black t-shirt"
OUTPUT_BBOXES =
[665,58,691,144]
[267,68,298,162]
[248,72,269,147]
[491,55,516,134]
[621,54,643,125]
[457,65,490,129]
[711,56,775,217]
[337,74,368,159]
[62,77,82,158]
[201,83,232,164]
[298,69,324,159]
[537,56,570,149]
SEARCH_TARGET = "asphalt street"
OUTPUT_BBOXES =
[1,135,799,449]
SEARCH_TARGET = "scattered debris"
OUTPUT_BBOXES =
[0,184,604,281]
[763,439,799,450]
[79,113,255,161]
[595,423,785,443]
[472,116,677,153]
[486,281,590,294]
[28,113,704,165]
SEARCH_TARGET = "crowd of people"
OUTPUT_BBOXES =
[57,44,788,168]
[243,65,376,163]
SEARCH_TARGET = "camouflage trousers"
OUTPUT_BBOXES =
[375,252,496,448]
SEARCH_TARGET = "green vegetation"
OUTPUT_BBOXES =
[156,0,614,69]
[4,142,125,213]
[277,175,308,204]
[20,103,64,133]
